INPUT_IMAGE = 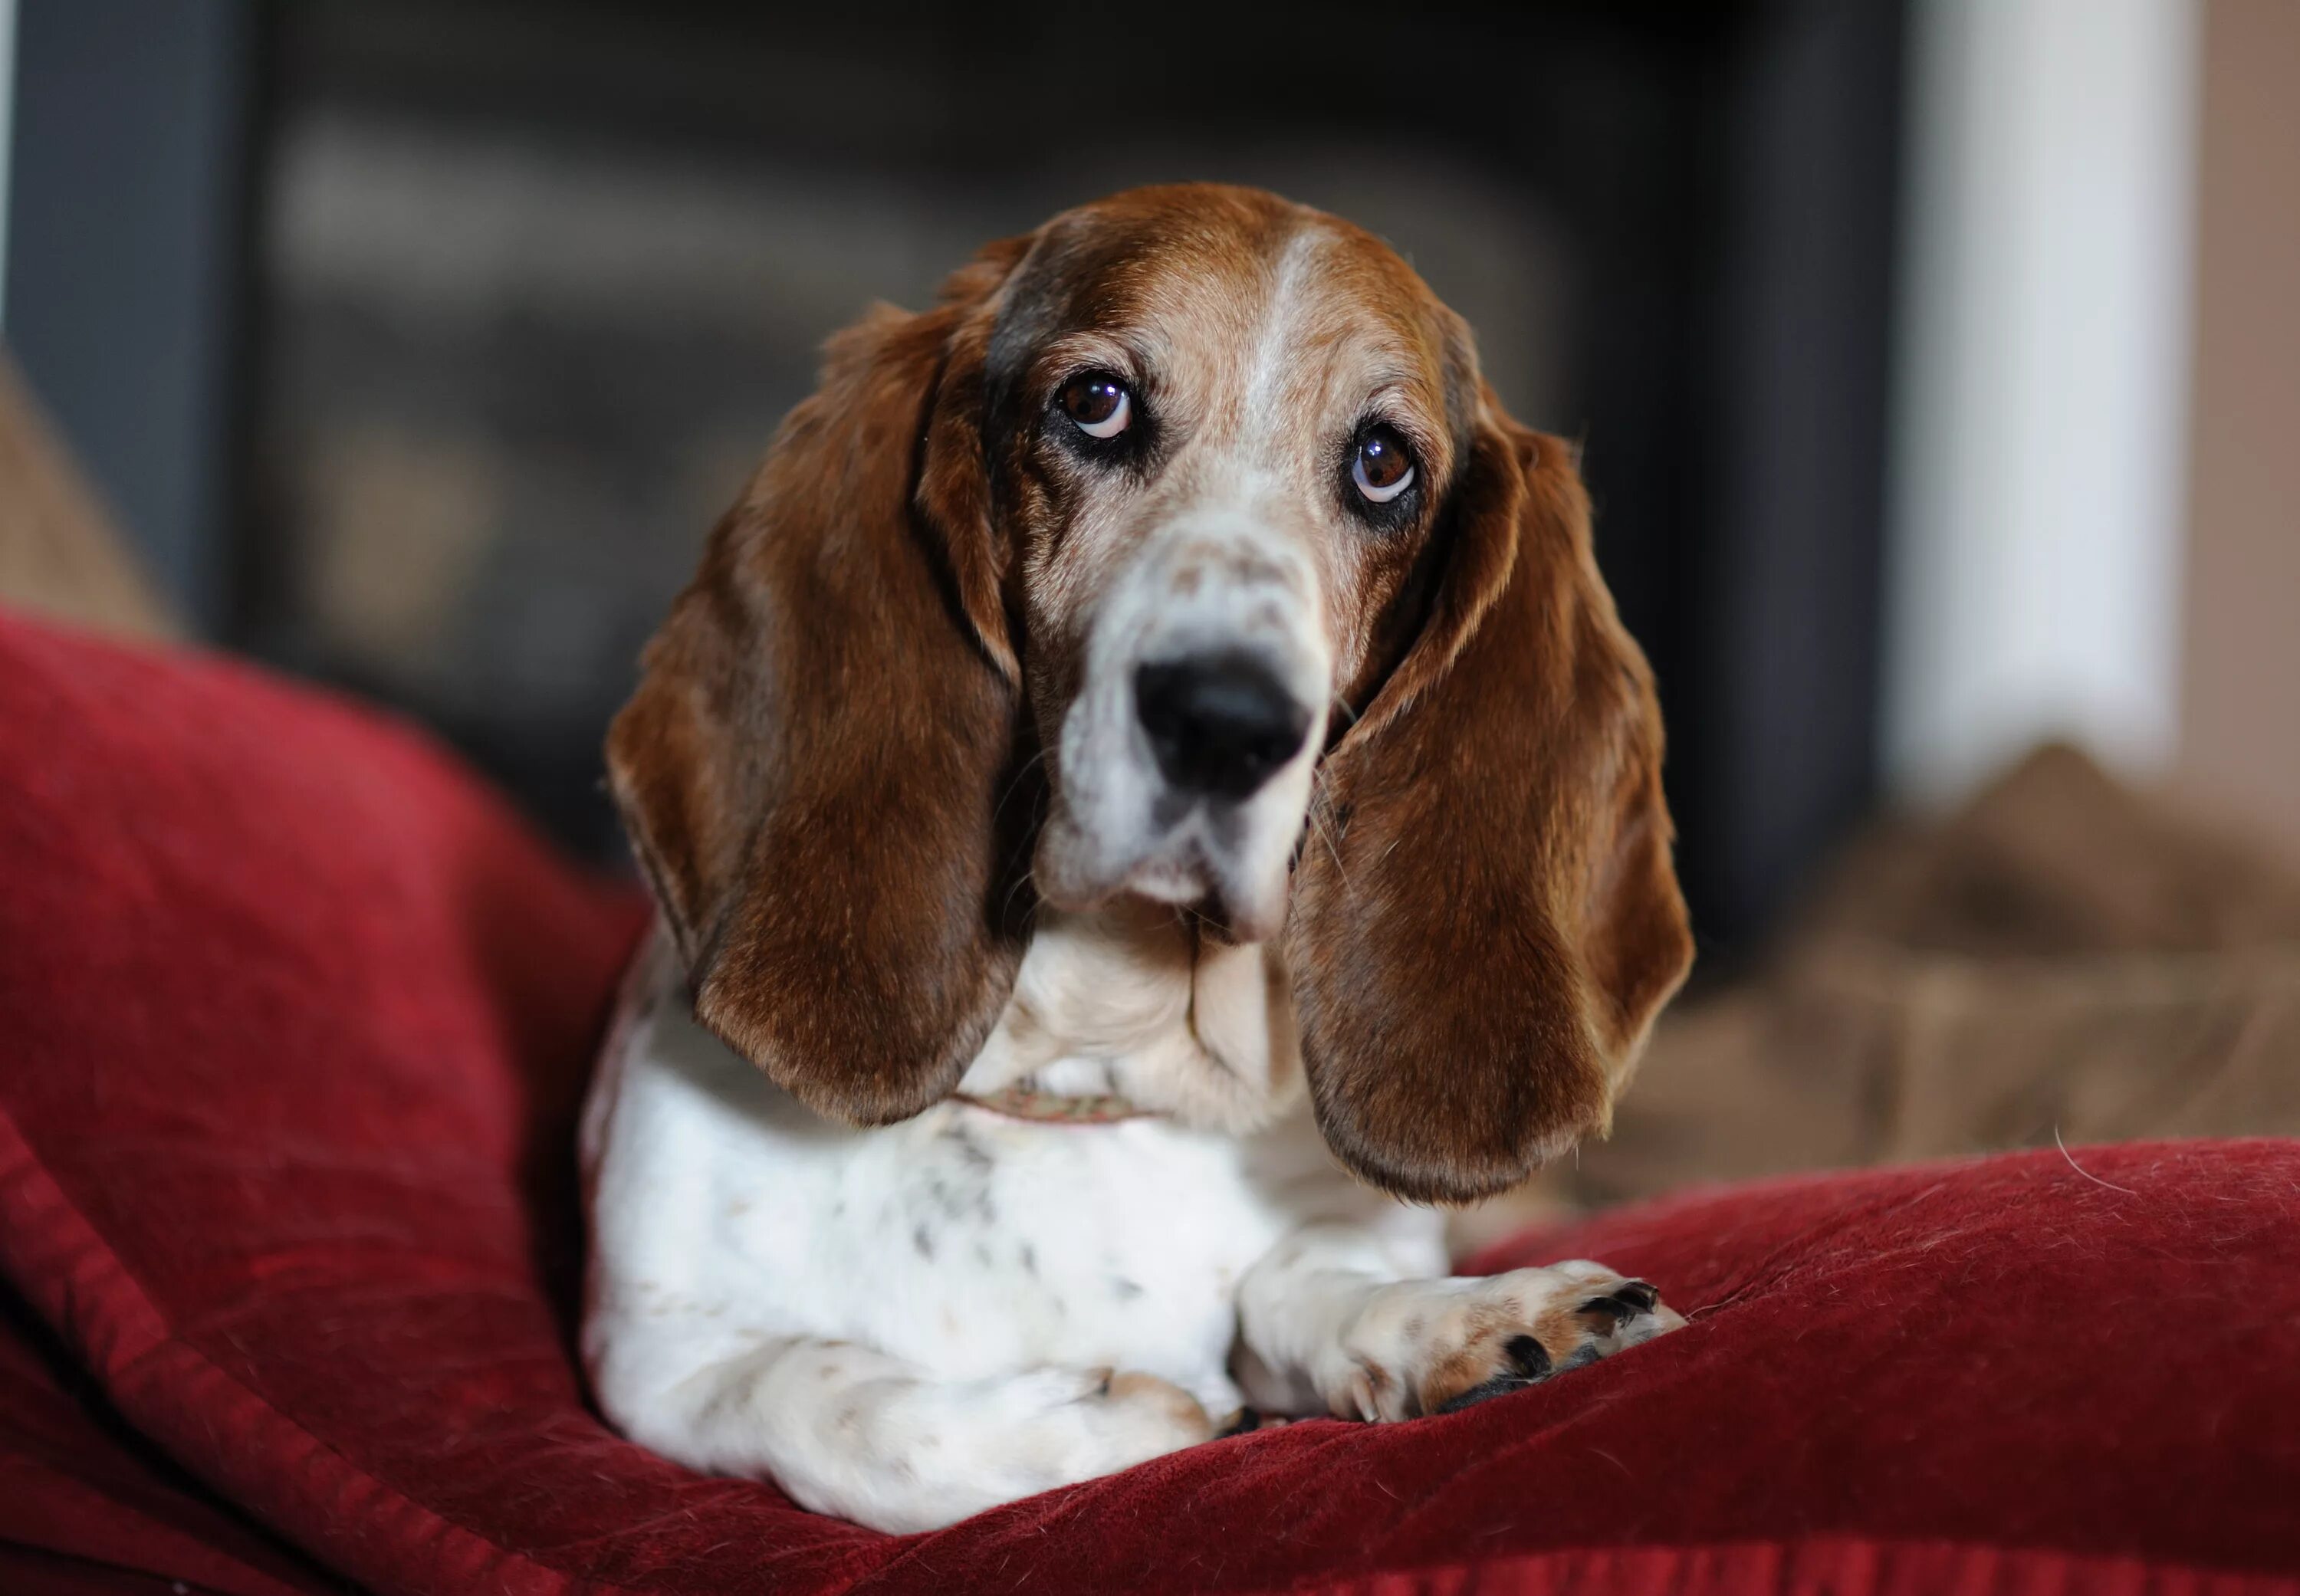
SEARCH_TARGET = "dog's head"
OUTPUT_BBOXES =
[607,184,1691,1202]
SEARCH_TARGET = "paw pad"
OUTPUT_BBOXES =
[1431,1334,1556,1415]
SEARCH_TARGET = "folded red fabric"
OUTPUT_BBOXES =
[2,609,2296,1595]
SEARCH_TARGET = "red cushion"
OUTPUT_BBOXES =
[2,608,2298,1596]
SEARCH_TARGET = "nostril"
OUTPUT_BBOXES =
[1134,653,1313,800]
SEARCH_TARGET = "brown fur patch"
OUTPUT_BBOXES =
[1413,1305,1550,1415]
[1102,1372,1215,1440]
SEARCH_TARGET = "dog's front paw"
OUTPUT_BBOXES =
[764,1360,1217,1533]
[1329,1262,1681,1421]
[984,1366,1216,1496]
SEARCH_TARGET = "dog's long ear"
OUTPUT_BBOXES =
[606,245,1030,1125]
[1287,396,1694,1203]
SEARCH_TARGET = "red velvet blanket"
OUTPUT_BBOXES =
[3,610,2296,1595]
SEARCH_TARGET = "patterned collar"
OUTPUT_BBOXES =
[951,1085,1161,1125]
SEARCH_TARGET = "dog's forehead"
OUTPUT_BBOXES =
[988,187,1449,409]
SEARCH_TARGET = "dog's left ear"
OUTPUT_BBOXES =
[1286,396,1694,1204]
[603,243,1032,1125]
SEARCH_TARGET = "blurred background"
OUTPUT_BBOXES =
[3,0,2295,1204]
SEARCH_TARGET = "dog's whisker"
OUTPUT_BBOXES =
[991,746,1052,828]
[1000,865,1039,928]
[1300,781,1351,889]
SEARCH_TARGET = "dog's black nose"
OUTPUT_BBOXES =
[1134,653,1313,800]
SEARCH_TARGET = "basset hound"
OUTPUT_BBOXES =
[581,182,1695,1534]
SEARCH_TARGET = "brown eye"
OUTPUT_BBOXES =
[1352,425,1415,504]
[1060,373,1132,439]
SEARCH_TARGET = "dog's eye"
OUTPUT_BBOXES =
[1061,373,1132,439]
[1352,425,1415,504]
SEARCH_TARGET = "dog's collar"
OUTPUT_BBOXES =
[951,1086,1160,1125]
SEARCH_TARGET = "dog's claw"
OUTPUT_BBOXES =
[1577,1279,1660,1328]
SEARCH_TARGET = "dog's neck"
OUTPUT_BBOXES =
[952,901,1305,1133]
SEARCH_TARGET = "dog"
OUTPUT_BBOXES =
[580,183,1694,1534]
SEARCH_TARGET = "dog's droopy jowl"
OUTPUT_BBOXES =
[582,183,1694,1533]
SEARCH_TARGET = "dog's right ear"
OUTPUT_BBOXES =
[606,241,1033,1125]
[1286,402,1694,1204]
